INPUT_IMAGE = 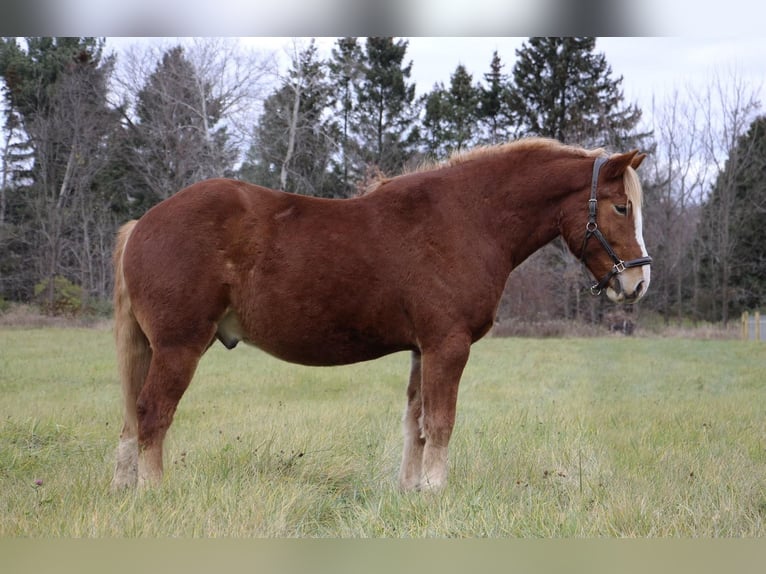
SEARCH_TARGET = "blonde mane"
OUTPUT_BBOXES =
[444,137,604,168]
[365,138,606,194]
[366,138,643,204]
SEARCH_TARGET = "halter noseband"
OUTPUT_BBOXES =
[579,156,653,296]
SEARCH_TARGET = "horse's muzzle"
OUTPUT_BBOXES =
[606,267,650,304]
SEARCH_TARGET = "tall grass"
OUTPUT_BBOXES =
[1,327,764,537]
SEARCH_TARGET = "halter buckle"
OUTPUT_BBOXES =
[613,261,626,274]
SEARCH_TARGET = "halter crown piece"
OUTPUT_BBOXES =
[580,156,653,296]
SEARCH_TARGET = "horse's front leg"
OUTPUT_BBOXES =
[417,332,471,491]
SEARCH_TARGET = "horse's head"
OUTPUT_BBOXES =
[563,150,652,304]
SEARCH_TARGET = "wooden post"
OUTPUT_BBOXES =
[742,311,748,340]
[756,311,762,342]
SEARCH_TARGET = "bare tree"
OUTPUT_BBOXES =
[0,117,13,226]
[26,57,118,306]
[184,38,276,161]
[643,89,711,322]
[695,68,761,324]
[114,39,275,204]
[276,39,333,192]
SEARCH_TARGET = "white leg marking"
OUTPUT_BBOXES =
[399,421,424,491]
[111,436,138,490]
[421,444,449,491]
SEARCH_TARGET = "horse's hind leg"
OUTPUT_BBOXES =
[112,345,152,489]
[112,302,152,490]
[135,342,207,486]
[398,352,425,491]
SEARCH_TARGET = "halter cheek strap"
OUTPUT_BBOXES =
[580,156,653,296]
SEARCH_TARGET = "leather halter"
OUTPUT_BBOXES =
[579,156,653,296]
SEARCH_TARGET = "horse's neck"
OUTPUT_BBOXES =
[456,160,574,269]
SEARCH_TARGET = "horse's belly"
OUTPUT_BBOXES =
[248,329,408,366]
[219,307,410,366]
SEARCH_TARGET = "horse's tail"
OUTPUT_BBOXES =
[112,220,151,489]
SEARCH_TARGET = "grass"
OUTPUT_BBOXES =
[1,326,765,537]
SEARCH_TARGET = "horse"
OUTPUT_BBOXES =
[110,137,651,492]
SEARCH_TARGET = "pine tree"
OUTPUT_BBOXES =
[732,116,766,310]
[697,115,766,319]
[353,37,419,176]
[509,37,645,149]
[478,51,513,144]
[446,64,481,152]
[421,84,450,159]
[327,37,364,196]
[421,64,482,159]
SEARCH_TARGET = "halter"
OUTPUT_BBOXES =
[579,156,653,296]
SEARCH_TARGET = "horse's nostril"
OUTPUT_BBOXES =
[635,280,645,297]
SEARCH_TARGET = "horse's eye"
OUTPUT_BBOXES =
[614,204,628,216]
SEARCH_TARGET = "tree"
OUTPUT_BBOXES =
[0,37,120,305]
[698,114,765,321]
[421,64,482,159]
[353,37,419,176]
[478,51,513,145]
[118,45,238,209]
[509,37,645,149]
[239,40,339,197]
[730,117,766,309]
[327,37,364,196]
[420,84,451,159]
[694,70,762,324]
[641,90,711,323]
[183,38,275,157]
[0,104,29,300]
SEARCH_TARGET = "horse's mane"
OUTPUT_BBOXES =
[442,137,604,168]
[365,137,643,205]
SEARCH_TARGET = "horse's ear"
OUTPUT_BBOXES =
[631,152,647,170]
[603,150,639,179]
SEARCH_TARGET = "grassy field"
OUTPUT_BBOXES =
[1,326,765,537]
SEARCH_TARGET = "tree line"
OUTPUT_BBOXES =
[0,36,763,326]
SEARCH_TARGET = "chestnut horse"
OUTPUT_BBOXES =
[111,138,651,491]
